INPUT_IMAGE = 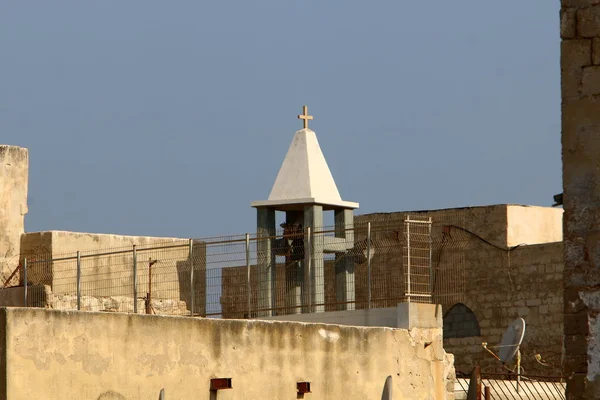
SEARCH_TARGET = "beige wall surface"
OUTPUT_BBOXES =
[506,205,563,247]
[0,307,455,400]
[0,145,28,285]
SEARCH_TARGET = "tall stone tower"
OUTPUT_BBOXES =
[561,1,600,398]
[251,107,358,317]
[0,145,28,284]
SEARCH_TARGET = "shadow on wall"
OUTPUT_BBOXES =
[97,391,126,400]
[443,303,481,338]
[97,389,166,400]
[381,375,392,400]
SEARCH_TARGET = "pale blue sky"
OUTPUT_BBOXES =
[1,1,561,239]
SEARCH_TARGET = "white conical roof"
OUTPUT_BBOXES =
[251,128,358,209]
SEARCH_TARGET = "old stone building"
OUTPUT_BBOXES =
[220,203,565,376]
[0,144,207,316]
[3,120,568,386]
[356,205,564,376]
[560,0,600,398]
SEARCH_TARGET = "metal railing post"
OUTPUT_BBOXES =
[246,233,251,318]
[76,251,81,310]
[133,245,138,313]
[189,239,194,317]
[306,227,312,313]
[367,222,372,309]
[428,217,433,303]
[23,258,27,307]
[406,217,411,303]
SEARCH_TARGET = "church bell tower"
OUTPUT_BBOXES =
[251,106,359,316]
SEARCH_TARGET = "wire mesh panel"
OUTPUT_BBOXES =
[135,241,191,316]
[273,225,306,316]
[13,215,470,318]
[220,235,256,319]
[77,246,134,312]
[22,259,53,308]
[204,235,248,318]
[352,222,402,309]
[430,212,469,306]
[51,256,81,311]
[403,216,433,304]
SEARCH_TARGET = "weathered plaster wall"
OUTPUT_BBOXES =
[20,231,207,315]
[0,145,28,285]
[561,1,600,398]
[506,205,563,247]
[0,307,456,400]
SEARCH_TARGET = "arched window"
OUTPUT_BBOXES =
[443,303,481,338]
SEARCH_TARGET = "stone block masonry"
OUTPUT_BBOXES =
[20,231,207,316]
[561,0,600,398]
[356,207,564,376]
[443,242,564,376]
[0,145,28,285]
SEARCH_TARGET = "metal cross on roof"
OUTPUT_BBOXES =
[297,105,313,129]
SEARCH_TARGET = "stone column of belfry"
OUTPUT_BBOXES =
[335,209,355,311]
[561,2,600,399]
[257,208,276,317]
[304,205,325,313]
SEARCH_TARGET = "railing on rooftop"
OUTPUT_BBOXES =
[8,216,468,318]
[455,371,566,400]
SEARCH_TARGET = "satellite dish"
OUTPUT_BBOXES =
[498,318,526,364]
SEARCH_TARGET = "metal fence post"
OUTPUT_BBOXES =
[133,245,138,314]
[23,258,27,307]
[246,233,251,318]
[428,217,433,302]
[405,217,411,303]
[306,227,312,313]
[77,251,81,310]
[367,222,372,309]
[189,239,194,317]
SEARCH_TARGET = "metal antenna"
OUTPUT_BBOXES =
[481,318,526,394]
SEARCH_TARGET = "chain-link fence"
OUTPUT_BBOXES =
[11,216,467,318]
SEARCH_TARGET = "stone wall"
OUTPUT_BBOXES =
[20,231,207,315]
[561,1,600,398]
[443,304,481,339]
[443,242,564,376]
[218,205,565,375]
[0,307,456,400]
[357,204,563,248]
[0,145,28,285]
[356,208,564,376]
